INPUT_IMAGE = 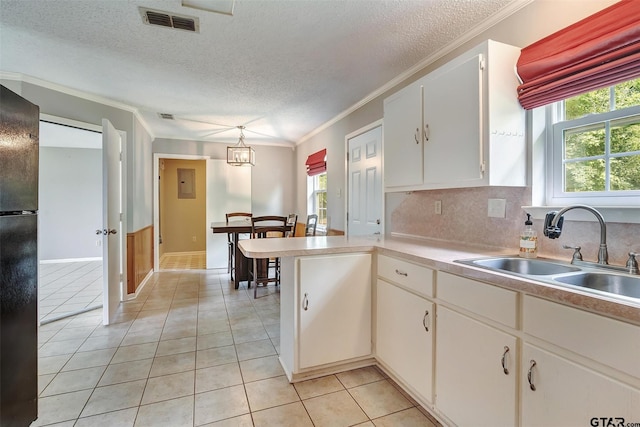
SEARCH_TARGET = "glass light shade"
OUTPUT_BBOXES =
[227,145,255,166]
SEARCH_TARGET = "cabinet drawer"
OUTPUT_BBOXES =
[524,295,640,379]
[377,254,434,298]
[437,272,517,328]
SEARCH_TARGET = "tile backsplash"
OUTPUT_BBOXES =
[389,187,639,266]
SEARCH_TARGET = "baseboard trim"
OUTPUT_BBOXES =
[40,257,102,264]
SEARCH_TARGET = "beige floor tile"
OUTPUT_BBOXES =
[80,379,146,417]
[194,384,250,425]
[156,336,197,356]
[196,345,238,369]
[31,389,92,426]
[196,331,234,351]
[336,366,384,389]
[111,342,158,364]
[235,339,276,361]
[349,380,413,419]
[77,334,124,352]
[239,355,285,383]
[121,328,162,346]
[253,401,314,427]
[99,359,153,386]
[50,326,96,342]
[195,362,243,393]
[201,414,254,427]
[39,338,85,357]
[150,351,197,377]
[198,318,232,335]
[303,389,368,427]
[61,348,117,371]
[353,422,375,427]
[160,325,198,341]
[38,373,56,395]
[372,407,438,427]
[39,354,72,375]
[141,370,195,405]
[74,407,138,427]
[41,366,106,396]
[135,395,194,427]
[232,326,269,344]
[294,375,345,400]
[245,375,300,412]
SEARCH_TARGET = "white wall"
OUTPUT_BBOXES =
[39,147,102,260]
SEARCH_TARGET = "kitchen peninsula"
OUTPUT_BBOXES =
[239,235,640,427]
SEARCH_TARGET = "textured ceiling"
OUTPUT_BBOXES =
[0,0,520,146]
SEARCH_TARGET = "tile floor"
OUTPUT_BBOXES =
[39,260,103,323]
[160,252,207,270]
[35,266,440,426]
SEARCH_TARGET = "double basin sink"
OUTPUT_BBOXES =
[456,256,640,301]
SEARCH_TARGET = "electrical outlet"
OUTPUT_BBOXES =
[488,198,507,218]
[192,236,197,242]
[434,200,442,215]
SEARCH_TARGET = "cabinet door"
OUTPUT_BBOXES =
[436,306,517,426]
[376,280,433,403]
[522,344,640,427]
[297,253,371,369]
[423,54,483,186]
[383,80,423,188]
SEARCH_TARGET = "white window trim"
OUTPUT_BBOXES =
[307,173,327,233]
[526,102,640,224]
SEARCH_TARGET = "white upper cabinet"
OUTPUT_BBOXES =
[383,79,424,188]
[383,39,526,192]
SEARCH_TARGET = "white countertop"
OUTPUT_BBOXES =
[239,235,640,325]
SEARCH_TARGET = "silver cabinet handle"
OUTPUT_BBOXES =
[414,127,420,144]
[422,310,429,332]
[424,124,430,142]
[302,293,309,311]
[395,269,408,277]
[501,346,510,375]
[527,360,537,391]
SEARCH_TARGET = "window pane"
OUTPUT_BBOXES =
[614,78,640,110]
[610,119,640,154]
[564,159,605,192]
[611,155,640,191]
[318,173,327,190]
[565,87,610,120]
[564,125,605,159]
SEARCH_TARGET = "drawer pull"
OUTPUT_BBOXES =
[422,310,430,332]
[302,293,309,311]
[395,269,408,277]
[527,360,537,391]
[501,346,510,375]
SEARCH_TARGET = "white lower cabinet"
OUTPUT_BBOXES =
[296,253,372,369]
[522,343,640,427]
[376,279,434,403]
[435,306,517,426]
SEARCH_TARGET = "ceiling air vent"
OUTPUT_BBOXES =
[158,113,175,120]
[140,8,199,33]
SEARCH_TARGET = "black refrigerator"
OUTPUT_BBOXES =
[0,85,39,426]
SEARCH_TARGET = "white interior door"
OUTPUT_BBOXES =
[206,159,251,269]
[101,119,121,325]
[347,125,382,236]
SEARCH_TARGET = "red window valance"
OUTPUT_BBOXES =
[306,149,326,176]
[516,0,640,110]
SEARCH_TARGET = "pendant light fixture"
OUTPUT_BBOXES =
[227,126,255,166]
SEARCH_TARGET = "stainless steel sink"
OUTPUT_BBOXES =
[554,273,640,299]
[465,257,581,275]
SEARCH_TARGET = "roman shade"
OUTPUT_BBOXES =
[516,0,640,110]
[306,149,326,176]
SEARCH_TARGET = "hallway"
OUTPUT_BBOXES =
[35,268,438,426]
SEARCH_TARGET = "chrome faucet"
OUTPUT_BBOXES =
[544,205,608,265]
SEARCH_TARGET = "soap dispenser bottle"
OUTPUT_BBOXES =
[519,213,538,258]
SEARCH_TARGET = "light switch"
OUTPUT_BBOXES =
[434,200,442,215]
[488,198,506,218]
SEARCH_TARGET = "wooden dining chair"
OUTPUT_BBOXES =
[225,212,252,280]
[305,214,318,236]
[285,213,298,237]
[249,216,288,298]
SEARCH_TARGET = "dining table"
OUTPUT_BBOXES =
[210,220,293,289]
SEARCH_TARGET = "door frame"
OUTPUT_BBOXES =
[38,114,127,310]
[344,119,384,236]
[153,153,209,271]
